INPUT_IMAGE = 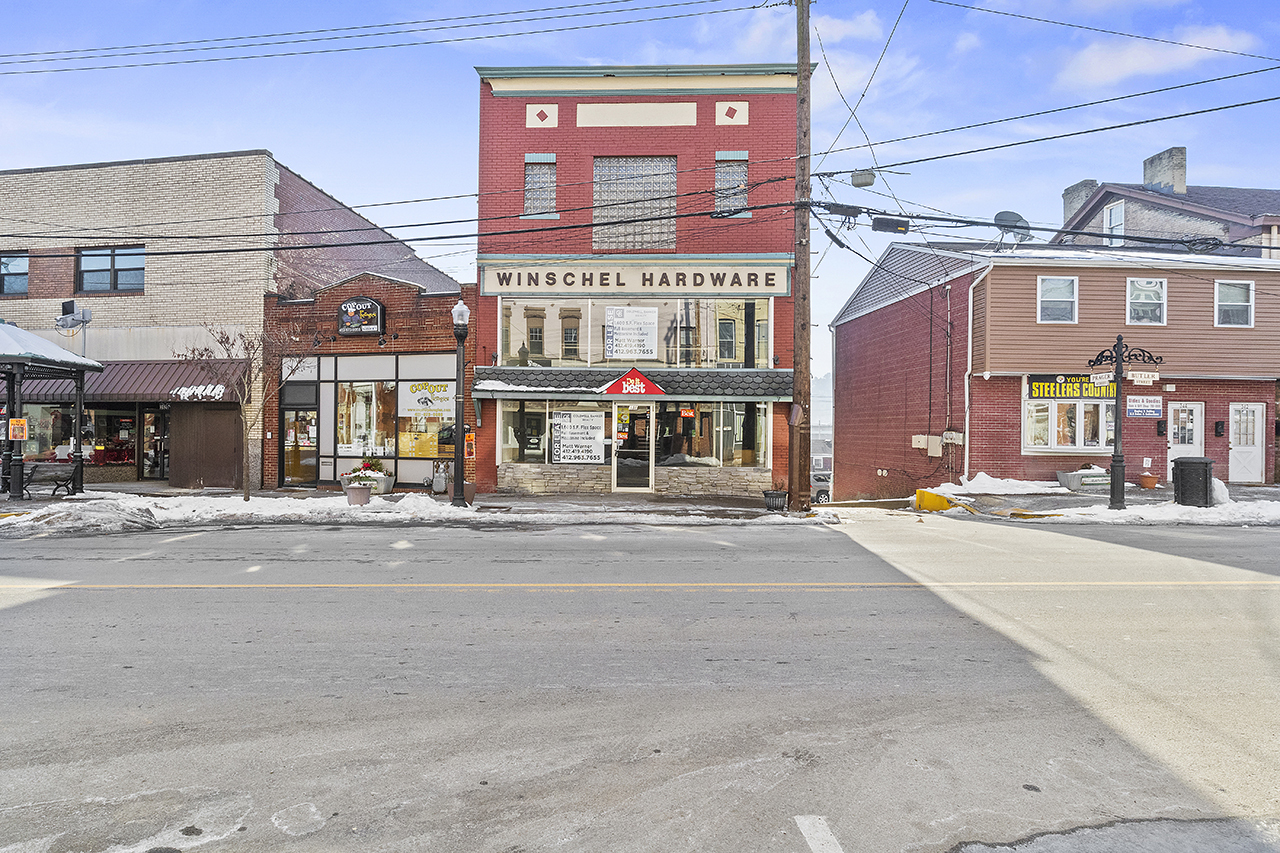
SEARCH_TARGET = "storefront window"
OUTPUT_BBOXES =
[654,401,765,468]
[499,297,771,368]
[19,404,74,461]
[87,409,137,466]
[397,380,455,458]
[1024,399,1113,452]
[501,401,548,463]
[337,381,397,457]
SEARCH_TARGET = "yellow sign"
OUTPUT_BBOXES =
[7,418,28,441]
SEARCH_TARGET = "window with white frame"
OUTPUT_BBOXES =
[1037,276,1077,323]
[1,252,28,294]
[714,151,748,215]
[1127,278,1166,325]
[1024,400,1114,451]
[1215,280,1253,327]
[523,154,557,217]
[1104,202,1124,246]
[717,318,736,361]
[593,156,677,251]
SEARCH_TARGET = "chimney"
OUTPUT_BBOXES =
[1062,179,1099,224]
[1143,147,1186,195]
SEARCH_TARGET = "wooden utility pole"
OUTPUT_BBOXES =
[789,0,812,511]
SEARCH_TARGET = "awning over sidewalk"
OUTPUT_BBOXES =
[16,359,244,404]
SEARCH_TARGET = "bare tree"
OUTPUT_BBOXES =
[174,322,307,501]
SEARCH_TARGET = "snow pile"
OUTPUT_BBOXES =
[930,472,1068,497]
[0,489,831,538]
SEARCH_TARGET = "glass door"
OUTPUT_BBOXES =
[283,410,319,486]
[613,402,654,491]
[141,408,169,480]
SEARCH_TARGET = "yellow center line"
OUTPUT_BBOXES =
[1,580,1277,590]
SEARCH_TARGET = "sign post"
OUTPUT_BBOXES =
[1087,335,1163,510]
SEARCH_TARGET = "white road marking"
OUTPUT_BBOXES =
[391,540,413,550]
[161,531,207,543]
[113,550,155,563]
[795,815,846,853]
[245,565,261,573]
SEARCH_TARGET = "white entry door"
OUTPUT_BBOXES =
[1228,403,1266,483]
[1166,402,1204,480]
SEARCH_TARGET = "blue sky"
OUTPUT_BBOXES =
[3,0,1278,380]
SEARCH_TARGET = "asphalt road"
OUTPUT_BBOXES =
[1,512,1277,852]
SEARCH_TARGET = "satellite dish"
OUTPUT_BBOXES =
[994,210,1032,242]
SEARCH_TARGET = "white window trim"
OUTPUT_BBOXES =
[1036,275,1078,324]
[1214,279,1254,328]
[1104,201,1124,247]
[1021,398,1115,455]
[1126,277,1167,326]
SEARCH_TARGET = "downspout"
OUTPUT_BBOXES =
[963,265,993,483]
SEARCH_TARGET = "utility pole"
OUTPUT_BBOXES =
[789,0,812,511]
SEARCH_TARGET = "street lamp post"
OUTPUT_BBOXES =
[1087,334,1163,511]
[451,299,470,507]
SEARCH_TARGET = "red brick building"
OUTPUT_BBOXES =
[470,64,800,496]
[264,273,469,490]
[832,243,1280,500]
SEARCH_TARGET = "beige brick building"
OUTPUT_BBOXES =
[0,150,458,488]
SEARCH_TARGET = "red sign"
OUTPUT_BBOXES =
[679,408,696,419]
[603,368,665,396]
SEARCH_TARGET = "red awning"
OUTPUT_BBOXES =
[16,359,244,404]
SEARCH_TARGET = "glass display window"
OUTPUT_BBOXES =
[336,381,397,457]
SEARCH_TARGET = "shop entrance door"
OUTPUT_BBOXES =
[613,402,654,491]
[283,410,319,486]
[1228,403,1265,483]
[141,408,169,480]
[1166,402,1204,480]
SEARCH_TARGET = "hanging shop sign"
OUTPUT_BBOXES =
[1028,374,1115,400]
[550,411,606,464]
[1126,395,1163,417]
[338,297,385,335]
[604,368,665,396]
[1128,370,1160,386]
[603,307,659,359]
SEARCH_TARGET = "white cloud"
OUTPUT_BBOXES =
[952,32,983,56]
[1056,25,1259,87]
[812,11,884,43]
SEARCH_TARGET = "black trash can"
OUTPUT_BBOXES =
[763,489,788,512]
[1172,457,1214,507]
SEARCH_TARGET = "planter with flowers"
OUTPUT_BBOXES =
[340,457,394,496]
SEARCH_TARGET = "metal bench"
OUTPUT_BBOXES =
[22,463,78,498]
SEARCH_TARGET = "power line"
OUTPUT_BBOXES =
[928,0,1280,64]
[0,3,778,76]
[0,0,656,60]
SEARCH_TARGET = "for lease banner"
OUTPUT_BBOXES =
[551,411,606,464]
[604,307,658,359]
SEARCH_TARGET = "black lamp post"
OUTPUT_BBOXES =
[1087,334,1163,510]
[450,297,471,502]
[451,298,471,507]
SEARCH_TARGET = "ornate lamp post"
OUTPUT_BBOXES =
[1087,334,1163,510]
[451,298,471,507]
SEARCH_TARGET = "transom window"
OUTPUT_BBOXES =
[1037,276,1077,323]
[593,156,677,251]
[78,246,144,292]
[1,252,28,295]
[1127,278,1166,325]
[1215,280,1253,327]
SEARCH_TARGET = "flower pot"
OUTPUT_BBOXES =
[447,481,477,503]
[345,483,372,506]
[1138,472,1159,490]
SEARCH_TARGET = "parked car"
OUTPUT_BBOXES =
[811,472,831,504]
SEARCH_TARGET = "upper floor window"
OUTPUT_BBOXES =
[78,246,144,292]
[1037,276,1077,323]
[1104,202,1124,246]
[0,252,28,295]
[1215,280,1253,327]
[593,156,676,251]
[714,151,749,216]
[718,319,736,361]
[1127,278,1166,325]
[523,154,557,218]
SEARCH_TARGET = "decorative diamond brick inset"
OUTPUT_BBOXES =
[724,106,738,119]
[536,110,549,123]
